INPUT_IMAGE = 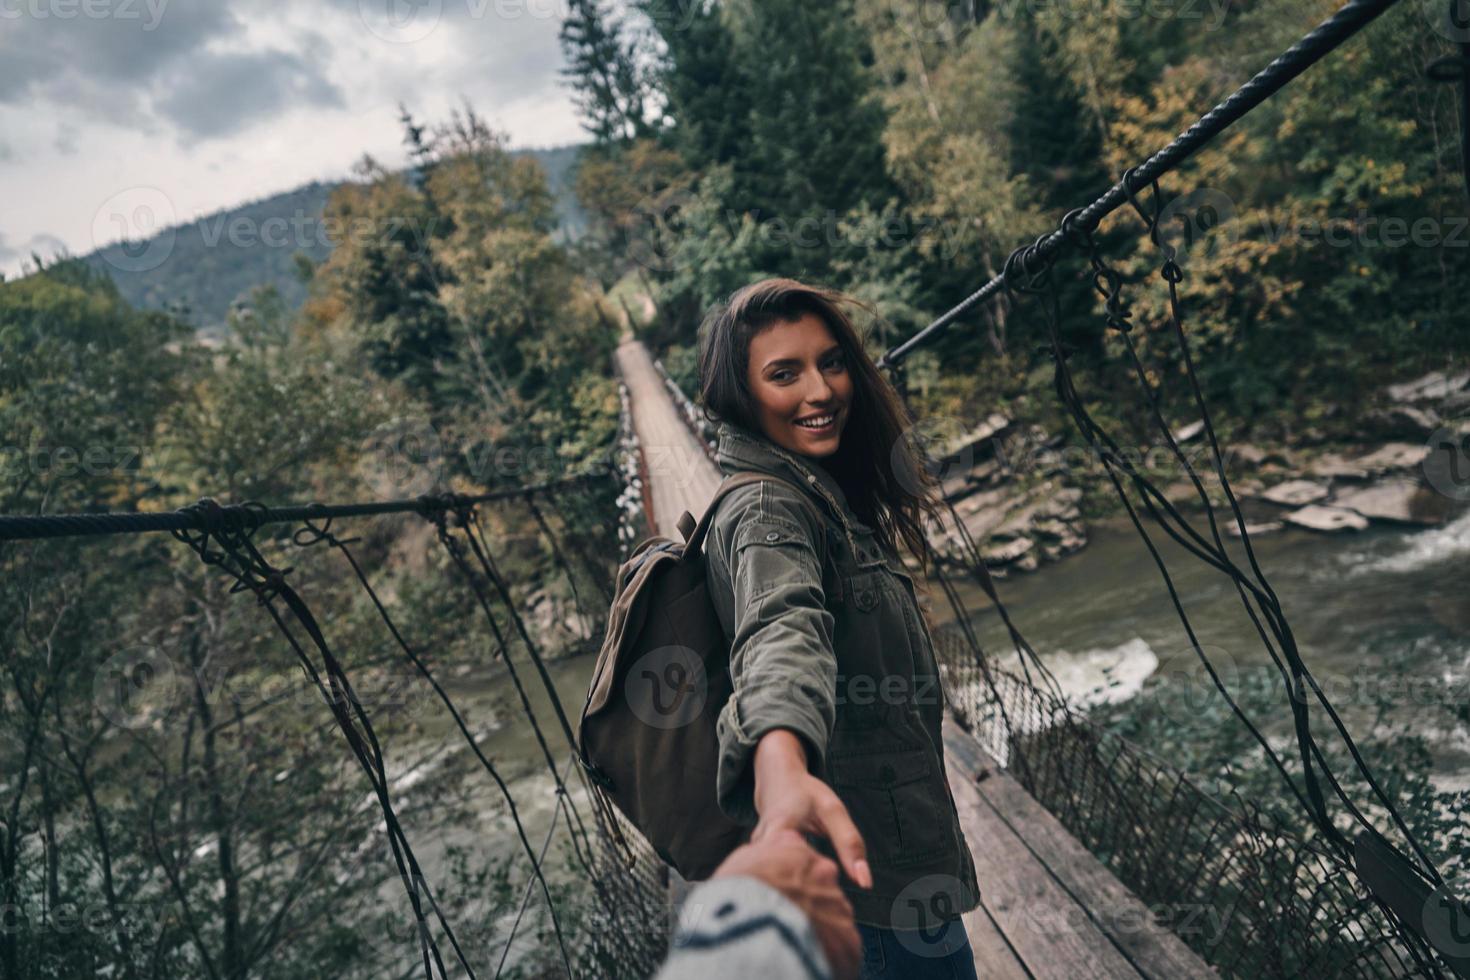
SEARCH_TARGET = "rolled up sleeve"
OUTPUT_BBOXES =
[706,482,835,826]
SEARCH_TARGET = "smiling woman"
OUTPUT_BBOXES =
[696,278,980,980]
[745,312,853,455]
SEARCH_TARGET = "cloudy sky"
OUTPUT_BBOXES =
[0,0,591,280]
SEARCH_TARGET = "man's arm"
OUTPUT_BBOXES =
[653,828,857,980]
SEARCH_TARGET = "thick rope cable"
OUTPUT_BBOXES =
[428,508,596,864]
[0,468,612,542]
[169,501,474,979]
[877,0,1406,370]
[1114,175,1444,883]
[991,194,1450,971]
[1425,0,1470,203]
[522,493,596,641]
[290,514,575,977]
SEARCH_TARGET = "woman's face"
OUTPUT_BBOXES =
[745,313,854,459]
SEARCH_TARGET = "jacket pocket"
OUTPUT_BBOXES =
[825,718,958,868]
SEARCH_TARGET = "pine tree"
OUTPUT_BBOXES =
[724,0,898,223]
[560,0,654,145]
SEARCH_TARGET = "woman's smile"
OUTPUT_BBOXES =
[790,408,841,443]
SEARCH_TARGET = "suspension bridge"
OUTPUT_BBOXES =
[3,0,1469,977]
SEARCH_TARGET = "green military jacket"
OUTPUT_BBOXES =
[702,419,980,929]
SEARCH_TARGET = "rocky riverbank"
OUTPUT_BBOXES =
[929,368,1470,576]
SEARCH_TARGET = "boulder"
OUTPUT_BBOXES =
[951,484,1013,526]
[1163,481,1197,505]
[967,457,1003,486]
[1352,442,1431,475]
[982,536,1034,564]
[1364,405,1440,440]
[1260,479,1330,507]
[1386,370,1470,404]
[1226,520,1284,537]
[1308,453,1370,480]
[1441,388,1470,415]
[939,468,976,503]
[1172,419,1205,443]
[1283,505,1369,532]
[1231,444,1268,467]
[940,413,1012,461]
[1036,486,1084,520]
[1332,479,1455,525]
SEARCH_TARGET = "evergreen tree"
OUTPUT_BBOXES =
[560,0,655,145]
[637,0,753,172]
[724,0,898,223]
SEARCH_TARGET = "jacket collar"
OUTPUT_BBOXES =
[714,420,872,534]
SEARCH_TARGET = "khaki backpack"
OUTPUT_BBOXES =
[577,471,828,880]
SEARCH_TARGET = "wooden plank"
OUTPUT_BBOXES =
[960,900,1033,980]
[614,335,722,539]
[944,718,1218,980]
[946,729,1144,979]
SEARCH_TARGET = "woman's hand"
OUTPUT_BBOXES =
[750,729,873,890]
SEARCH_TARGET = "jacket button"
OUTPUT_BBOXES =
[765,531,780,541]
[856,589,877,611]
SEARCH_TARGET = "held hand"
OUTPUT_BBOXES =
[750,729,873,891]
[713,828,861,980]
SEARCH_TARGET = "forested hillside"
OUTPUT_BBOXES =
[71,144,586,334]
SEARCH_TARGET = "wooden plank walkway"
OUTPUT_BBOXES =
[615,334,1214,979]
[613,331,721,539]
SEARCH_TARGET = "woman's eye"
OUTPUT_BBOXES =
[824,356,846,371]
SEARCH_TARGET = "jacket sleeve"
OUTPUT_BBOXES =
[652,875,832,980]
[706,480,836,826]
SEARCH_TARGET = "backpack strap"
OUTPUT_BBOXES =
[681,471,828,565]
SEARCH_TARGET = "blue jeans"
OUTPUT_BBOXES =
[856,919,978,979]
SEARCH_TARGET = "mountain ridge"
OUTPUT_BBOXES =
[76,144,587,333]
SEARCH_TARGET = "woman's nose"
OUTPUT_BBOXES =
[803,367,835,403]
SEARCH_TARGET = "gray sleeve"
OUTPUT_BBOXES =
[652,875,833,980]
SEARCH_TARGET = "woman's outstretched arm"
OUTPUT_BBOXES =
[705,481,870,889]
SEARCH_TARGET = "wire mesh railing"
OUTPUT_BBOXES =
[933,623,1445,978]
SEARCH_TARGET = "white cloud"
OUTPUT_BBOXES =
[0,0,585,280]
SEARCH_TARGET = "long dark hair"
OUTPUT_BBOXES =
[696,277,945,573]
